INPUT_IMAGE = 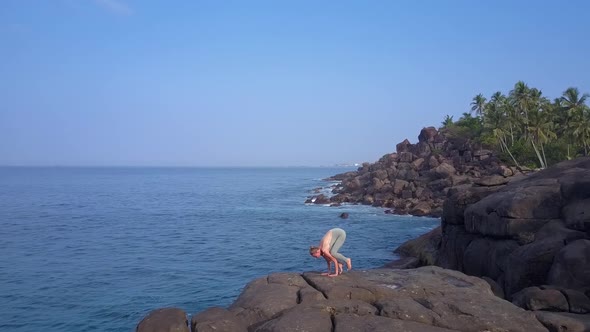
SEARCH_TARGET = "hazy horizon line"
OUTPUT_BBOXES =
[0,164,361,168]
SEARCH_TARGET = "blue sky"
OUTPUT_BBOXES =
[1,0,589,166]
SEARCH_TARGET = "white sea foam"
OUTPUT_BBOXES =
[381,284,400,290]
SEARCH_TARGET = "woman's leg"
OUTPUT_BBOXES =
[330,229,350,267]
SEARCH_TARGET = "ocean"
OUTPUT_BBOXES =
[0,167,440,331]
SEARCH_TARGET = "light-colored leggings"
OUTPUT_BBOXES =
[329,228,349,264]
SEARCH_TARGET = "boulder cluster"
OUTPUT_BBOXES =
[396,157,590,329]
[442,157,589,300]
[306,127,522,217]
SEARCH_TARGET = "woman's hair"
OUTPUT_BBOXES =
[309,246,320,255]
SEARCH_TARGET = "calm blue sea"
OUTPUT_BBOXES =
[0,167,439,331]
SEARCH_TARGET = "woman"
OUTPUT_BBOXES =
[309,228,352,277]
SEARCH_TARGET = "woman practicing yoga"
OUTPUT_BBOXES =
[309,228,352,277]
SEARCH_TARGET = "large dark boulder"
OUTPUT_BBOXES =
[254,303,333,332]
[504,237,568,297]
[442,186,499,226]
[191,307,246,332]
[563,198,590,232]
[335,314,456,332]
[392,179,408,195]
[414,142,433,157]
[136,308,189,332]
[463,237,518,280]
[535,220,586,242]
[432,163,456,179]
[305,194,330,205]
[559,288,590,314]
[464,185,563,236]
[535,311,590,332]
[358,267,546,332]
[437,224,478,271]
[394,226,441,266]
[398,152,414,163]
[228,273,315,329]
[409,201,433,217]
[512,286,569,311]
[396,139,412,153]
[418,126,438,143]
[473,175,510,186]
[547,239,590,290]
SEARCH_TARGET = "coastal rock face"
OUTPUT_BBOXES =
[434,157,590,306]
[136,307,189,332]
[547,239,590,290]
[191,307,246,332]
[386,157,590,326]
[307,126,519,217]
[534,311,590,332]
[393,226,441,266]
[189,266,548,332]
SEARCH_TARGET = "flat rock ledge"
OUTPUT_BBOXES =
[137,266,558,332]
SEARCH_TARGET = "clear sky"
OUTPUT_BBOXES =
[1,0,589,167]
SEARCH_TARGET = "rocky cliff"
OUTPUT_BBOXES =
[395,157,590,326]
[306,126,523,217]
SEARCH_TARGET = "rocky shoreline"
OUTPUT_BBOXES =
[136,152,590,331]
[305,127,530,217]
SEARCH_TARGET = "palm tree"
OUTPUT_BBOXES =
[552,97,573,158]
[441,115,454,127]
[561,87,589,116]
[527,92,556,168]
[571,107,590,155]
[561,87,590,157]
[509,81,532,139]
[485,92,506,119]
[470,94,487,118]
[482,91,522,167]
[502,99,518,146]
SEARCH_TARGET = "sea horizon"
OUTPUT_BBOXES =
[0,164,361,169]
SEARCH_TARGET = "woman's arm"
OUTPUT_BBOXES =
[321,251,339,277]
[321,256,332,275]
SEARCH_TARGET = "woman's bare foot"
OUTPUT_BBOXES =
[346,258,352,271]
[338,263,343,275]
